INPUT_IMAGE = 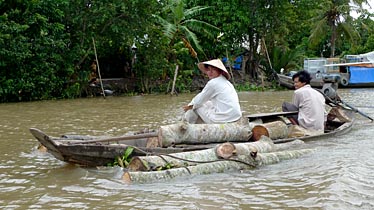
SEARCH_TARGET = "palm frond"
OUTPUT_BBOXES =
[184,6,211,19]
[309,17,329,47]
[180,25,202,53]
[183,19,220,38]
[155,0,218,60]
[338,22,360,43]
[173,0,184,23]
[156,16,178,40]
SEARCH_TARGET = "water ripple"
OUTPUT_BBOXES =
[1,91,374,209]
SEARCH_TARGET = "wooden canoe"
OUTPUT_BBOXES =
[30,108,355,167]
[30,128,215,166]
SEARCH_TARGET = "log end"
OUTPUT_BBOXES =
[128,157,149,172]
[158,125,177,147]
[252,125,269,141]
[146,137,160,148]
[37,144,48,152]
[215,142,236,159]
[122,171,132,184]
[157,128,164,147]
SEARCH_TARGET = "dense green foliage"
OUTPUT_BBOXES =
[0,0,71,101]
[1,0,374,102]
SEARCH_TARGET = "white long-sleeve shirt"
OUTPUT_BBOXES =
[189,75,242,123]
[293,84,326,131]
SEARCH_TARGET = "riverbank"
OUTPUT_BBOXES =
[91,70,277,97]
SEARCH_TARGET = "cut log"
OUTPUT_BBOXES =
[37,144,48,152]
[145,137,160,148]
[128,157,150,172]
[158,121,252,147]
[273,139,305,151]
[127,136,275,172]
[122,148,315,183]
[252,120,288,141]
[255,149,313,166]
[215,142,236,159]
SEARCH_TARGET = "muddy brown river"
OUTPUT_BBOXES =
[1,89,373,209]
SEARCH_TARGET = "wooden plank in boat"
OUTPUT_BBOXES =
[245,111,298,119]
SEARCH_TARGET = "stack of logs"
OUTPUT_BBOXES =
[121,135,314,183]
[94,117,318,183]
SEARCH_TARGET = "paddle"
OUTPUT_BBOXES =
[338,99,373,122]
[67,132,158,145]
[245,111,298,120]
[316,89,373,122]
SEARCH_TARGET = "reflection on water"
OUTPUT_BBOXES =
[1,89,374,209]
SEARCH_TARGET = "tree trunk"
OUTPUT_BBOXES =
[122,148,315,184]
[158,121,252,147]
[273,139,305,151]
[241,55,249,79]
[330,24,337,57]
[252,121,288,141]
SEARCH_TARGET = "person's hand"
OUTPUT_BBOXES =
[183,105,193,112]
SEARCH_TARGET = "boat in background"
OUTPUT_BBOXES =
[278,51,374,89]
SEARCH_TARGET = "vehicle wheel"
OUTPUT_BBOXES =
[340,77,349,86]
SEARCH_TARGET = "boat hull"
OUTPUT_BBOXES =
[30,128,211,166]
[278,74,325,89]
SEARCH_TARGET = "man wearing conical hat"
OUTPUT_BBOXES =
[183,59,242,123]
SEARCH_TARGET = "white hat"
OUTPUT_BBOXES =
[198,59,231,80]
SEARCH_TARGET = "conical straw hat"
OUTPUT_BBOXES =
[198,59,230,80]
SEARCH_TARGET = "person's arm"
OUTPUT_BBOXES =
[184,80,216,111]
[292,92,301,108]
[192,81,216,108]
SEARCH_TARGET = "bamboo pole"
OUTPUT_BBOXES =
[92,37,106,98]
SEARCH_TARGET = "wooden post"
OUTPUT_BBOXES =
[92,37,106,98]
[262,38,273,70]
[170,65,179,96]
[226,48,235,85]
